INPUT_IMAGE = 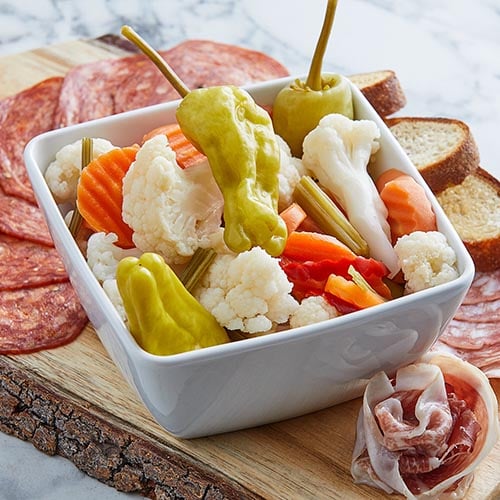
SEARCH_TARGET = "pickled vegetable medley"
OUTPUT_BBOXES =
[44,88,461,356]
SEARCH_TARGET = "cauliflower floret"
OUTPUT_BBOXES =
[289,296,339,329]
[86,232,140,323]
[45,138,116,204]
[302,114,400,276]
[394,231,459,293]
[102,279,127,322]
[276,134,308,211]
[122,135,224,265]
[86,232,142,282]
[195,246,299,334]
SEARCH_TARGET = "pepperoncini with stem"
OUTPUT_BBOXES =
[176,85,287,256]
[116,252,229,356]
[121,25,287,257]
[272,0,353,157]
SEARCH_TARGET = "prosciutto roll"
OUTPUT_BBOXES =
[351,352,499,499]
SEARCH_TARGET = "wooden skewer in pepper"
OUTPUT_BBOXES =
[121,26,288,258]
[272,0,353,157]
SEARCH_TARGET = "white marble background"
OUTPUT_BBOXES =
[0,0,498,498]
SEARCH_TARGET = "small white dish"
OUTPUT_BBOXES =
[24,76,474,438]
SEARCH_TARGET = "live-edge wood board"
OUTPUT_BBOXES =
[0,36,499,500]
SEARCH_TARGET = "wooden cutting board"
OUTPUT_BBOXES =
[0,36,499,500]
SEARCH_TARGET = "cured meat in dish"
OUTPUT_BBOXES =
[351,352,499,499]
[55,39,289,126]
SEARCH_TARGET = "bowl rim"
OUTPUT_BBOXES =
[23,75,476,368]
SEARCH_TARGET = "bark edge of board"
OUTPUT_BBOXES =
[0,357,260,500]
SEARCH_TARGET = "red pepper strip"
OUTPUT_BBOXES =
[350,257,392,299]
[323,291,360,314]
[280,256,392,301]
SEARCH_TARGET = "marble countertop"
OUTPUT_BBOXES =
[0,1,498,498]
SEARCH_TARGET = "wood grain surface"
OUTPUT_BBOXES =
[0,36,499,500]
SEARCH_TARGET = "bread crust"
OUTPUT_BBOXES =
[438,167,500,272]
[349,70,407,117]
[385,117,480,194]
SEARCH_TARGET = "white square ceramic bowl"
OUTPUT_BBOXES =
[24,76,475,439]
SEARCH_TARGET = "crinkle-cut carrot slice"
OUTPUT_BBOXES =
[142,123,206,169]
[77,145,138,248]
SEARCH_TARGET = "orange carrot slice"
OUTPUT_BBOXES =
[142,123,206,169]
[325,273,386,309]
[297,216,324,234]
[77,145,138,248]
[375,168,405,192]
[283,231,357,262]
[379,174,437,243]
[279,203,307,234]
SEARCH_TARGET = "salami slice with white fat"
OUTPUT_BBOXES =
[433,339,500,378]
[438,319,498,350]
[432,319,500,377]
[0,282,87,355]
[0,188,53,246]
[55,40,289,126]
[0,234,68,290]
[431,270,500,377]
[462,269,500,304]
[453,299,500,323]
[0,77,63,205]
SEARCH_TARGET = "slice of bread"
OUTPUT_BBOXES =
[348,70,406,117]
[436,167,500,272]
[385,117,480,194]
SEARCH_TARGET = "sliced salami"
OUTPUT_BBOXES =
[165,40,289,89]
[453,298,500,323]
[480,362,500,379]
[55,40,289,126]
[0,188,54,246]
[52,55,172,126]
[462,269,500,305]
[0,77,63,204]
[432,338,500,374]
[438,318,498,350]
[431,283,500,378]
[0,281,88,355]
[0,234,68,290]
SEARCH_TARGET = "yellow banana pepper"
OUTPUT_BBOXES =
[116,252,229,356]
[176,85,288,257]
[272,0,353,157]
[120,26,287,257]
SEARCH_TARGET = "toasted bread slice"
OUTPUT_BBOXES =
[348,70,406,117]
[437,167,500,272]
[386,117,480,194]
